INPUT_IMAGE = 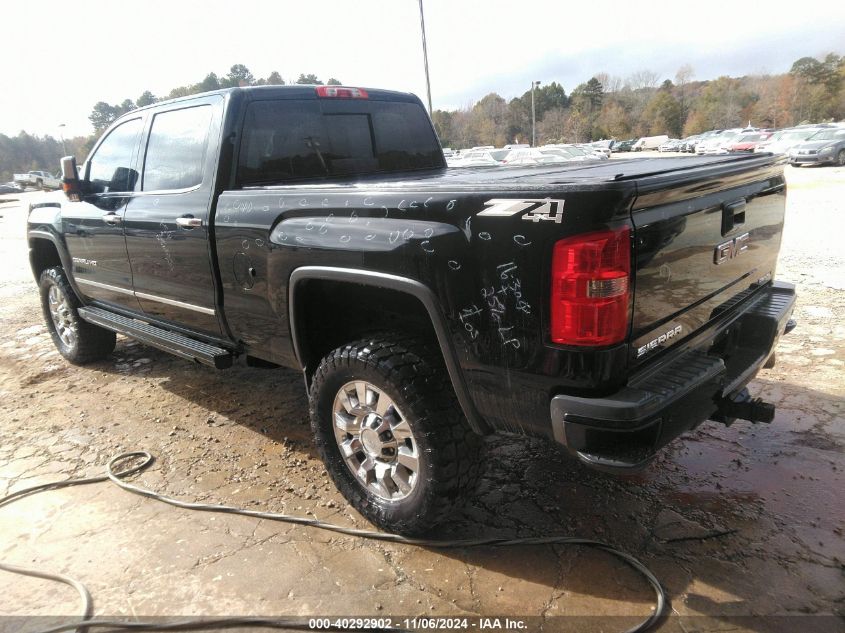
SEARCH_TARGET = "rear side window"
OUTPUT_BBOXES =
[143,105,212,191]
[88,118,143,193]
[238,99,443,185]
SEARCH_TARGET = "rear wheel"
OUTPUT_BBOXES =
[40,267,116,364]
[836,150,845,167]
[309,333,483,535]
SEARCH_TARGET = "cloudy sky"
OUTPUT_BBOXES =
[3,0,844,138]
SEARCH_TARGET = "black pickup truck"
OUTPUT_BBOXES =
[28,85,796,533]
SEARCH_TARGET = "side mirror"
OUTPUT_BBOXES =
[60,156,82,201]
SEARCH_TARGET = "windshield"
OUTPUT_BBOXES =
[773,130,814,142]
[808,129,845,141]
[737,134,763,142]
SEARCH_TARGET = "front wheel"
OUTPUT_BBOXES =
[40,267,116,364]
[309,333,483,535]
[836,150,845,167]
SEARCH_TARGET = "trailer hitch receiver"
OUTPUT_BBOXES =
[712,388,775,426]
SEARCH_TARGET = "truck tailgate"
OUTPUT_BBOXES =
[628,154,786,364]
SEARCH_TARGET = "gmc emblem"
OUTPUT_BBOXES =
[714,232,750,265]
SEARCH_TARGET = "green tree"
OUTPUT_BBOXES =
[571,78,604,114]
[266,71,285,85]
[790,56,825,83]
[89,102,119,132]
[167,85,195,99]
[222,64,255,88]
[470,93,509,146]
[642,91,682,136]
[197,72,221,92]
[136,91,156,107]
[296,73,323,85]
[430,110,454,147]
[326,77,342,85]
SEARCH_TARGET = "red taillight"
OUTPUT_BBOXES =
[315,86,369,99]
[550,226,631,346]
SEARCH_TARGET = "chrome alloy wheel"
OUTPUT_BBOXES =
[332,380,419,501]
[48,284,77,347]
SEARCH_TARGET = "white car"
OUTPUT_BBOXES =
[447,149,509,168]
[543,145,601,161]
[587,140,613,158]
[501,148,569,166]
[755,128,826,155]
[698,130,742,155]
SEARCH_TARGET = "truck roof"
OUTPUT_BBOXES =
[129,84,423,115]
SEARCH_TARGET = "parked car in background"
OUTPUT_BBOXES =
[0,182,25,194]
[632,135,669,151]
[658,139,682,152]
[698,130,742,154]
[13,170,61,190]
[613,138,637,152]
[756,127,826,155]
[679,136,701,153]
[587,140,613,157]
[789,127,845,166]
[728,132,772,153]
[551,145,605,161]
[501,148,569,165]
[446,148,509,167]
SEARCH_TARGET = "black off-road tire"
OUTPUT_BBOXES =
[39,267,116,364]
[309,333,483,535]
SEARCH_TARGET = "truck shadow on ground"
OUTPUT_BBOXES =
[88,340,843,630]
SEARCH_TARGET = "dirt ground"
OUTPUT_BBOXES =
[0,160,843,633]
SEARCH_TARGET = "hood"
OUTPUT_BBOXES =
[792,140,835,152]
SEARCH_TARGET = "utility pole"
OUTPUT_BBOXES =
[531,80,541,147]
[418,0,433,113]
[58,123,67,156]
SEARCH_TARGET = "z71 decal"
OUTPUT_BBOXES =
[478,198,565,223]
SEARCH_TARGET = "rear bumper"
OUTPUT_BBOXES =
[550,281,796,472]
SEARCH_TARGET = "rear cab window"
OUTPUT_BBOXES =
[237,96,444,186]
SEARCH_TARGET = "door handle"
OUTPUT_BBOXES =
[102,213,122,225]
[175,216,203,229]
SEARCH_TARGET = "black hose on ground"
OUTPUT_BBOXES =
[0,451,668,633]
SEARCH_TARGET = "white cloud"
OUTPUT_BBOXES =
[2,0,843,138]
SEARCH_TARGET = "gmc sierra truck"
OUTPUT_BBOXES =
[28,85,796,534]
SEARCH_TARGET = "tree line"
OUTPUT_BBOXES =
[0,65,340,183]
[2,54,843,183]
[432,53,845,148]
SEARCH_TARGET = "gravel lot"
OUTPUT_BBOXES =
[0,160,843,632]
